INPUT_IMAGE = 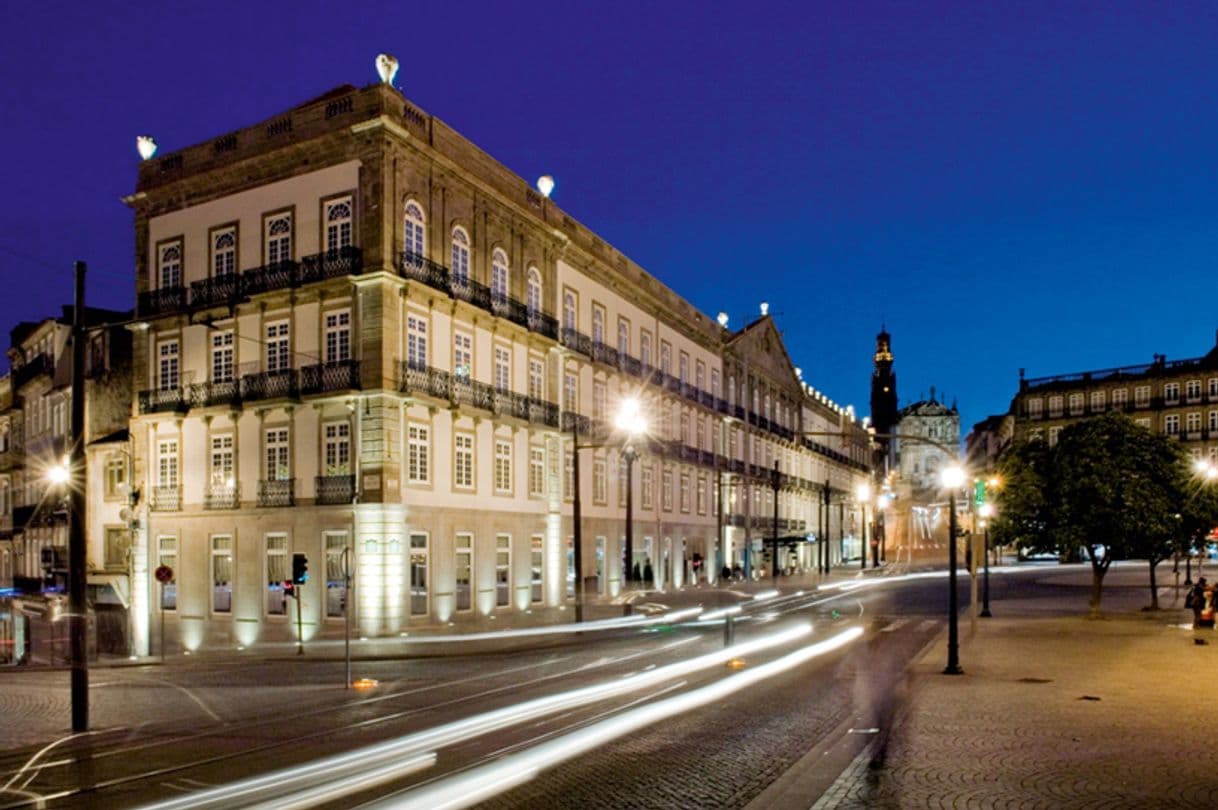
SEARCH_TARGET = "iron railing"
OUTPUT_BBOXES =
[150,486,180,512]
[241,369,298,402]
[258,478,295,508]
[139,388,190,414]
[315,474,355,505]
[300,359,361,394]
[204,485,239,510]
[190,379,241,408]
[138,287,187,317]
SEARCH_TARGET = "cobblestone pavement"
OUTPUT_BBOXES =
[815,567,1218,810]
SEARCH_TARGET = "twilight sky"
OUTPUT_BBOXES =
[3,1,1218,438]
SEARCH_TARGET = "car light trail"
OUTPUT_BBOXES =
[138,624,811,810]
[401,607,703,642]
[697,605,742,622]
[368,625,866,810]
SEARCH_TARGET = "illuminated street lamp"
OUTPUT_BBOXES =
[978,502,995,617]
[941,464,966,675]
[856,481,872,570]
[613,398,648,588]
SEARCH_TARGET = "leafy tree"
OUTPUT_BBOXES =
[1178,467,1218,584]
[995,412,1196,617]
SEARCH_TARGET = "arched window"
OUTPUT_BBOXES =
[527,267,542,319]
[491,248,509,303]
[451,226,470,286]
[325,197,353,253]
[404,201,426,261]
[563,292,576,332]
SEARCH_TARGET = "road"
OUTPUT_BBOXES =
[0,565,1044,809]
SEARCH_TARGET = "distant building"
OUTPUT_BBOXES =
[893,390,960,492]
[869,327,898,471]
[1011,336,1218,465]
[965,413,1014,474]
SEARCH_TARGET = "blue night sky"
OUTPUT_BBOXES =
[3,1,1218,437]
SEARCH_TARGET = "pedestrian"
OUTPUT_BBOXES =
[1190,577,1209,628]
[1204,580,1217,629]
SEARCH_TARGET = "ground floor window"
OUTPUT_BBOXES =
[326,532,350,618]
[531,535,544,604]
[266,534,288,616]
[496,534,511,607]
[158,536,177,611]
[456,533,473,612]
[212,535,232,614]
[410,533,428,616]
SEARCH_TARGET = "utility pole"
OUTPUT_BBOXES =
[770,460,780,582]
[69,261,88,732]
[571,417,584,622]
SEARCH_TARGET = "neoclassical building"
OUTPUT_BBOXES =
[119,71,872,653]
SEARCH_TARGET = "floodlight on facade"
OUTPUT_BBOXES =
[136,136,157,161]
[536,175,555,198]
[376,53,400,85]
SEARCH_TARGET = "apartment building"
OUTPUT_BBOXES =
[123,71,872,652]
[1012,338,1218,463]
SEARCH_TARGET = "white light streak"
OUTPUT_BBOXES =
[403,607,701,643]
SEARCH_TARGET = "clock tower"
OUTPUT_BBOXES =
[870,327,898,468]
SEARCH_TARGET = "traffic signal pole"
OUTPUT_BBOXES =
[69,261,88,732]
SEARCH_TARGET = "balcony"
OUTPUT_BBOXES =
[242,260,297,297]
[138,286,187,318]
[150,486,180,512]
[315,474,355,505]
[300,359,360,395]
[241,369,299,402]
[190,274,240,309]
[560,328,593,357]
[399,250,449,289]
[139,388,190,414]
[204,484,239,510]
[190,379,241,409]
[298,246,363,284]
[258,478,295,508]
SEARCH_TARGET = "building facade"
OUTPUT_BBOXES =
[120,75,873,653]
[1011,339,1218,464]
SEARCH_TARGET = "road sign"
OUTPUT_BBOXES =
[974,480,986,507]
[154,565,174,584]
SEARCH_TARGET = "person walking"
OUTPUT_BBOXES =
[1190,577,1209,628]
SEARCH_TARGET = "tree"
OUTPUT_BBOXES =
[990,438,1053,554]
[1178,467,1218,585]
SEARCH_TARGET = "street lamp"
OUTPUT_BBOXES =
[876,491,892,564]
[941,463,966,675]
[613,398,647,588]
[978,502,995,617]
[856,482,872,570]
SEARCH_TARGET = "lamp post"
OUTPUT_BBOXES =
[770,461,781,583]
[614,398,647,590]
[856,482,871,570]
[941,464,965,675]
[978,502,994,617]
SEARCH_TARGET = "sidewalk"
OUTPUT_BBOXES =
[811,563,1216,809]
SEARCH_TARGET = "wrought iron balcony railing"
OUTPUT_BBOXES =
[241,369,299,402]
[298,246,363,284]
[204,484,239,510]
[241,260,297,297]
[315,474,355,505]
[190,274,240,309]
[190,379,241,408]
[139,388,190,414]
[138,286,187,318]
[300,359,361,395]
[258,478,295,508]
[150,486,180,512]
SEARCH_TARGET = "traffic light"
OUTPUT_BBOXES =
[292,553,309,585]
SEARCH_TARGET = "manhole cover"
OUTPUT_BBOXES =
[1017,677,1053,684]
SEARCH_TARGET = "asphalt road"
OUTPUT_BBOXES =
[0,566,1045,809]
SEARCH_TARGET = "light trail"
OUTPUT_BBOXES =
[137,624,812,810]
[401,607,703,643]
[367,625,866,810]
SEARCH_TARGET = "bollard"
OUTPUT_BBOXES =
[724,613,735,647]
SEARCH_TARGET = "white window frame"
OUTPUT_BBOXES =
[494,439,512,494]
[159,241,182,288]
[212,228,236,278]
[491,248,509,302]
[324,309,351,364]
[266,320,290,373]
[211,330,234,383]
[265,427,291,481]
[265,212,292,265]
[453,331,473,379]
[454,432,474,489]
[158,339,180,391]
[451,227,471,285]
[404,201,426,259]
[407,312,428,370]
[324,197,353,253]
[323,421,351,476]
[407,423,430,484]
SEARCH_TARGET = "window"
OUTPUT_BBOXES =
[696,417,705,451]
[211,331,234,382]
[564,372,577,411]
[409,533,428,616]
[1048,395,1063,416]
[404,201,426,259]
[618,458,628,507]
[495,440,512,493]
[1187,412,1202,434]
[1112,389,1127,408]
[662,469,673,511]
[531,535,544,603]
[266,534,288,616]
[527,268,542,318]
[455,533,473,611]
[1210,379,1218,398]
[1135,386,1150,407]
[1188,380,1202,401]
[454,433,474,488]
[266,321,290,373]
[593,455,607,504]
[491,249,509,303]
[593,380,607,421]
[325,532,349,618]
[660,342,671,375]
[451,227,470,285]
[1135,418,1151,429]
[104,456,126,500]
[696,361,705,393]
[1210,411,1218,432]
[680,413,690,445]
[1165,414,1180,435]
[158,339,179,390]
[642,466,654,510]
[679,352,689,384]
[528,358,544,400]
[324,422,351,476]
[212,535,233,614]
[618,318,630,357]
[696,477,706,514]
[641,331,652,369]
[1090,391,1105,411]
[494,346,510,392]
[159,242,182,288]
[564,448,574,501]
[453,332,472,378]
[1068,393,1083,415]
[210,434,234,489]
[592,306,605,345]
[563,292,576,332]
[158,537,177,610]
[324,310,351,363]
[529,446,545,497]
[104,527,129,569]
[212,228,236,278]
[711,369,720,399]
[265,213,292,265]
[407,312,428,370]
[324,197,353,253]
[680,472,690,512]
[157,440,178,488]
[407,424,429,483]
[265,428,290,480]
[1165,383,1180,403]
[496,534,511,608]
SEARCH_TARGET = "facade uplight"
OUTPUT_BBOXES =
[136,135,158,161]
[536,175,555,198]
[375,53,400,85]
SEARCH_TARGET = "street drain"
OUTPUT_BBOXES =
[1079,695,1102,701]
[1017,677,1053,684]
